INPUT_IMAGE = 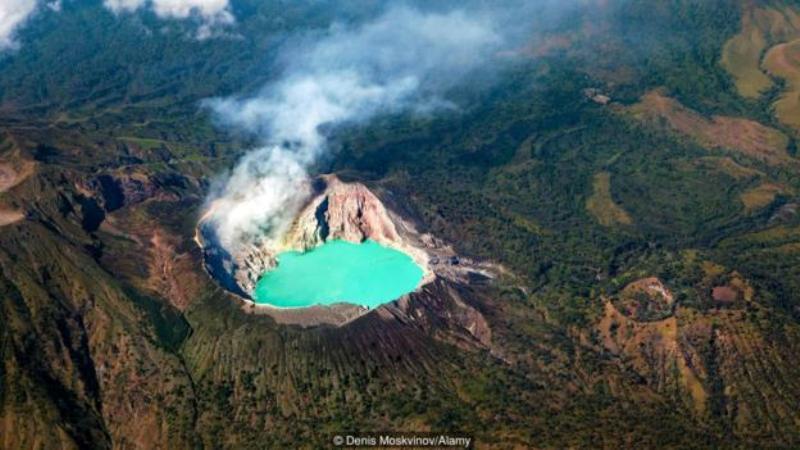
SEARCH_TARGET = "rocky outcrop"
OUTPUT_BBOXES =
[285,175,433,282]
[288,177,401,249]
[233,238,279,295]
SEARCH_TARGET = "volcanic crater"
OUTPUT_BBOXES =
[197,175,494,327]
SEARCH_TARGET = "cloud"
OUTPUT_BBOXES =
[0,0,39,50]
[104,0,234,37]
[1,0,230,51]
[205,5,506,251]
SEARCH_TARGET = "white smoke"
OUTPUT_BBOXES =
[206,6,504,251]
[104,0,234,37]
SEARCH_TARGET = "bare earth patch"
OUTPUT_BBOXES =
[0,209,24,226]
[0,159,35,193]
[148,231,206,311]
[0,165,16,192]
[244,301,368,327]
[720,3,800,131]
[630,91,791,166]
[721,5,800,98]
[693,157,763,180]
[721,14,773,97]
[711,272,754,304]
[712,286,738,303]
[596,300,707,413]
[763,39,800,130]
[740,182,790,213]
[586,171,632,227]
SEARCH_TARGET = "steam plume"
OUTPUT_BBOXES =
[206,6,506,252]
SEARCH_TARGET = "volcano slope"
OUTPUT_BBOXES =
[0,124,721,449]
[3,0,800,448]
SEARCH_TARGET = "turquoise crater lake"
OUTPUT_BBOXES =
[253,240,424,309]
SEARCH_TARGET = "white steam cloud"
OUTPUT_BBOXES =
[104,0,234,37]
[206,6,505,251]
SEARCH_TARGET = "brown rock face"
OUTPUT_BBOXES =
[295,178,401,247]
[286,176,420,261]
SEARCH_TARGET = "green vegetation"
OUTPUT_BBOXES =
[586,171,633,227]
[1,0,800,448]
